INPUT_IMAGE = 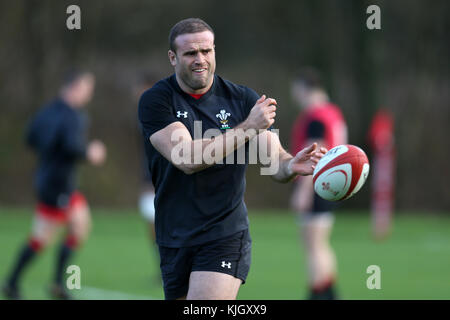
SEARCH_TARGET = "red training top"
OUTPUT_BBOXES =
[290,102,347,155]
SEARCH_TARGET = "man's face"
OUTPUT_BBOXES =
[169,31,216,94]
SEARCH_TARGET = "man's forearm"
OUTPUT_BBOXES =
[271,151,297,183]
[182,120,258,174]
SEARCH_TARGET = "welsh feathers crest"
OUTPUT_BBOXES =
[216,109,231,121]
[216,109,231,129]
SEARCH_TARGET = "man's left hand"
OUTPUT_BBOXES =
[287,143,327,176]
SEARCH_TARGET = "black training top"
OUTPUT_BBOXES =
[26,98,87,207]
[138,74,260,247]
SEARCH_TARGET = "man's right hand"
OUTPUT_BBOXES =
[244,95,277,130]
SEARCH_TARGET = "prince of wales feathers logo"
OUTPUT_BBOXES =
[216,109,231,129]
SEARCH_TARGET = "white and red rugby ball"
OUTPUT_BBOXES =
[313,145,370,201]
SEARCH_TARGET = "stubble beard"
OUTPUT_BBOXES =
[180,67,214,92]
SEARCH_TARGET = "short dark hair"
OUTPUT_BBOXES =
[293,67,323,90]
[61,68,90,87]
[168,18,214,52]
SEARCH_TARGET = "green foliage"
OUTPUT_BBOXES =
[0,0,449,210]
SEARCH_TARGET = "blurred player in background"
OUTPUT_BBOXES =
[133,73,160,283]
[2,70,106,300]
[290,68,347,300]
[368,108,395,240]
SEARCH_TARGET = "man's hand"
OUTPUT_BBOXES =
[243,95,277,130]
[287,143,327,176]
[87,140,107,166]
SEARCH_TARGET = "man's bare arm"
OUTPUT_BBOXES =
[257,130,327,183]
[149,95,277,175]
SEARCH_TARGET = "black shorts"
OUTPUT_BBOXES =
[158,229,252,300]
[311,192,338,214]
[37,186,72,208]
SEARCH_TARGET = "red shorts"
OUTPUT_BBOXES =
[36,191,87,223]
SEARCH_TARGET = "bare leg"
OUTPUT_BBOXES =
[49,202,91,299]
[300,213,337,298]
[31,215,63,246]
[187,271,242,300]
[67,202,92,245]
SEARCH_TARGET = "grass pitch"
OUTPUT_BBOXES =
[0,207,449,300]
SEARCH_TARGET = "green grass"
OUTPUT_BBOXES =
[0,207,449,300]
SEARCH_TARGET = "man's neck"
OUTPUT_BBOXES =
[307,90,329,108]
[60,91,79,109]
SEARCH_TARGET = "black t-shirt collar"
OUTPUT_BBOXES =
[169,73,217,103]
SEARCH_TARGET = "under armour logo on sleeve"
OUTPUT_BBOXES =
[221,261,231,269]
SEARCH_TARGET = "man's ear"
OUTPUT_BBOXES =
[168,50,177,67]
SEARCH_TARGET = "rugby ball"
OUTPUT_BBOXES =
[313,145,370,201]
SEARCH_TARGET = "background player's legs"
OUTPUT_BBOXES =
[300,212,337,300]
[139,190,160,284]
[66,197,92,245]
[186,271,242,300]
[3,214,61,299]
[32,214,64,245]
[139,189,156,242]
[50,198,91,299]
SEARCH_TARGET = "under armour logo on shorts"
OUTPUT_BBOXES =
[177,111,188,118]
[221,261,231,269]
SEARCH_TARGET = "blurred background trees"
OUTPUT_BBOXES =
[0,0,448,212]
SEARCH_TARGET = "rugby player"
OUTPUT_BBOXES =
[138,18,327,300]
[2,71,106,299]
[290,68,348,299]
